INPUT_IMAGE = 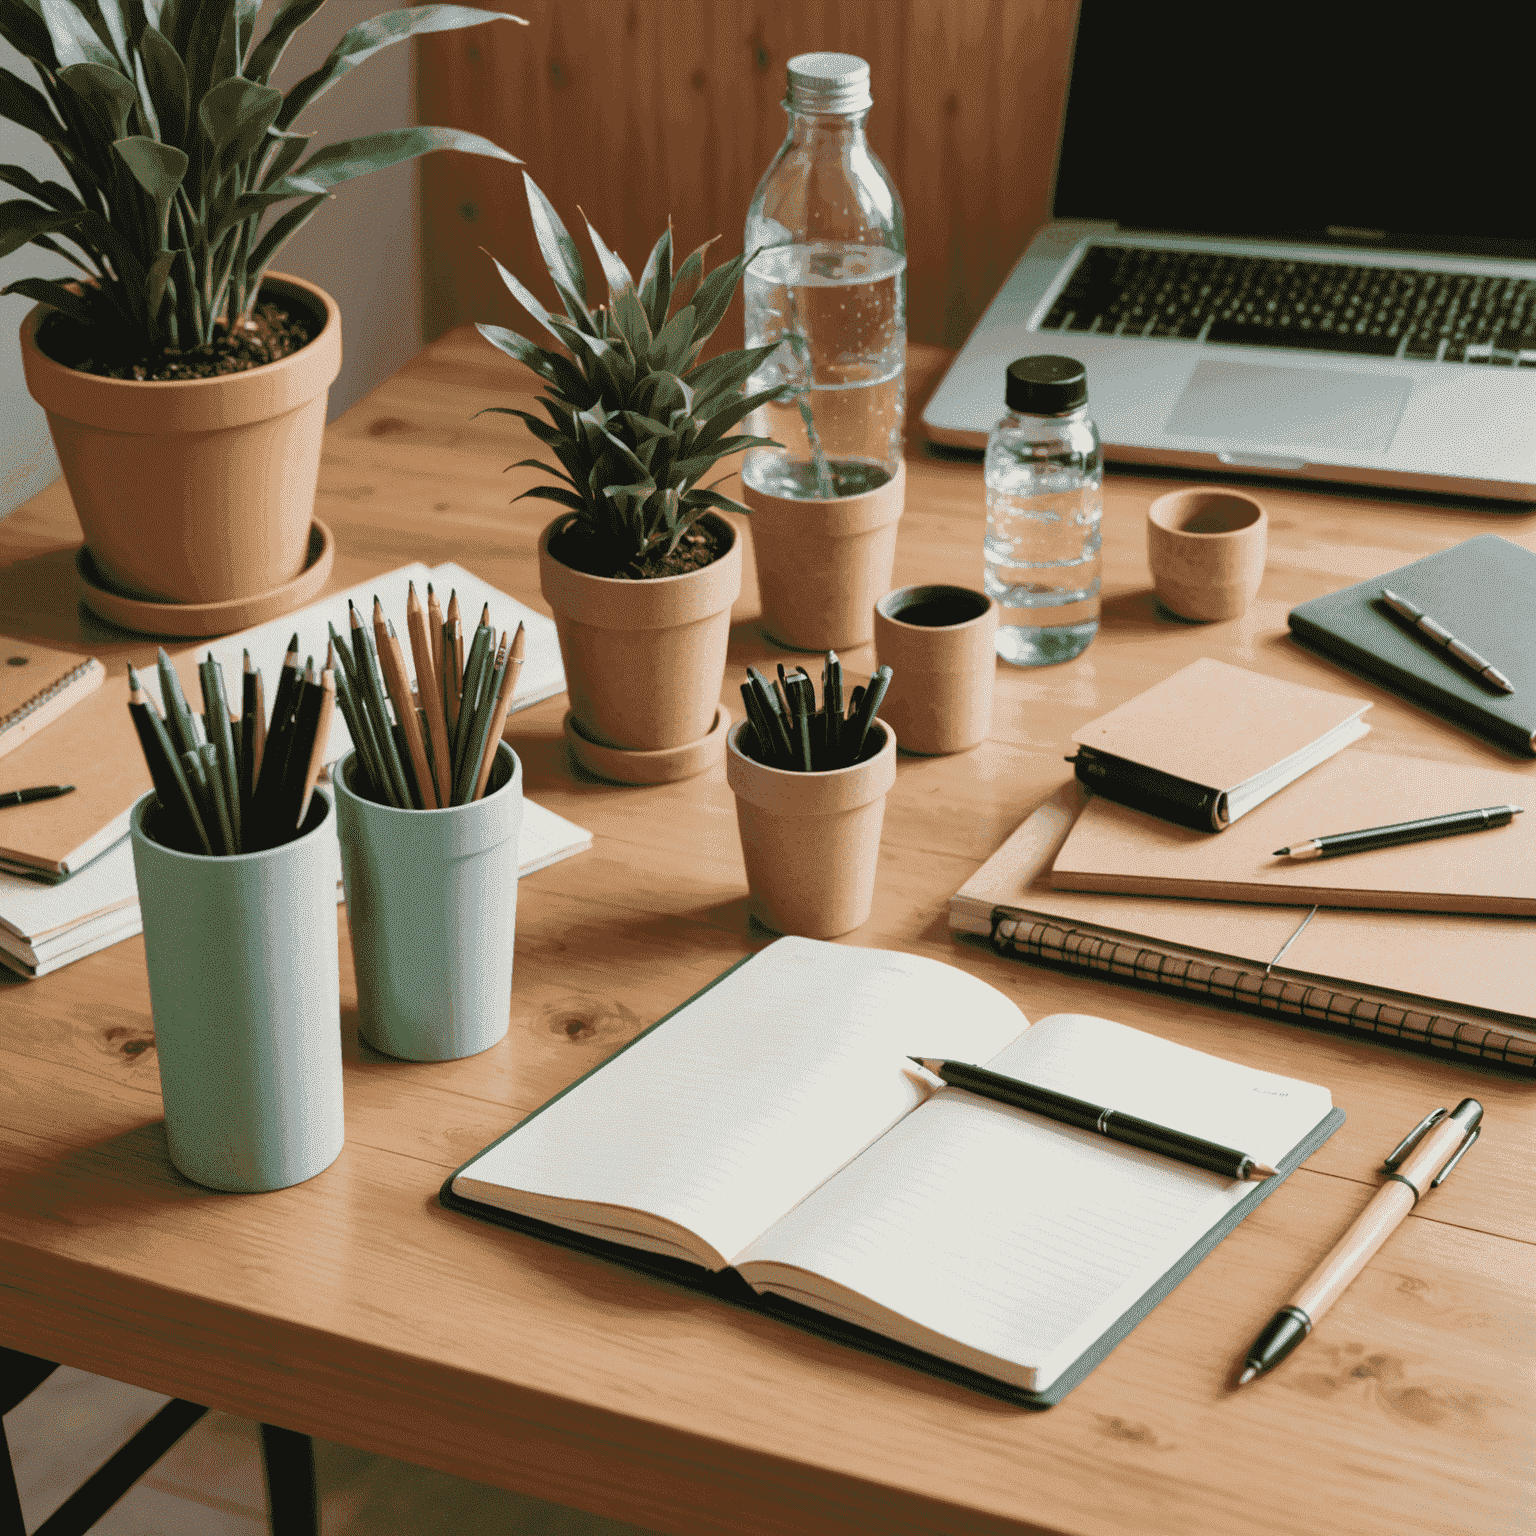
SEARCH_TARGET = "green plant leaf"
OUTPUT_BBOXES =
[484,247,566,348]
[0,195,85,258]
[511,483,587,514]
[36,0,117,66]
[646,302,695,373]
[242,188,325,282]
[0,273,97,325]
[198,76,283,168]
[145,243,177,320]
[670,237,717,310]
[637,220,671,331]
[499,455,578,487]
[522,172,589,317]
[681,487,752,515]
[687,251,748,346]
[270,125,517,193]
[690,381,785,453]
[135,26,187,145]
[91,0,129,63]
[276,6,528,130]
[245,0,326,85]
[0,0,57,68]
[59,60,137,142]
[0,162,82,210]
[611,280,651,354]
[181,0,234,109]
[582,208,634,302]
[211,181,319,242]
[476,320,575,392]
[113,134,186,242]
[683,340,777,402]
[258,126,313,189]
[472,404,564,445]
[0,65,65,142]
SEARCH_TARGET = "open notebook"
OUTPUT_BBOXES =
[445,938,1340,1405]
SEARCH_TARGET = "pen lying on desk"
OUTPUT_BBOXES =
[0,784,74,807]
[1236,1098,1483,1386]
[1274,803,1523,859]
[907,1058,1277,1181]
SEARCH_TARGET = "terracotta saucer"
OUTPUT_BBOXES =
[563,703,731,785]
[75,519,335,638]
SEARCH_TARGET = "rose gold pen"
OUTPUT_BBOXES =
[1380,588,1514,693]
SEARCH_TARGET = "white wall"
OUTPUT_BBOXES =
[1,0,423,519]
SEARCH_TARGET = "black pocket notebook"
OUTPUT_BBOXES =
[442,938,1344,1408]
[1288,534,1536,757]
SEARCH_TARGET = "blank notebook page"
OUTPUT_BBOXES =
[734,1015,1332,1389]
[452,937,1029,1267]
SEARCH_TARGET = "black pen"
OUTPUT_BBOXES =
[1275,804,1523,859]
[908,1057,1278,1181]
[1379,588,1515,693]
[0,784,74,807]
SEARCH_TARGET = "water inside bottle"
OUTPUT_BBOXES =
[742,242,905,498]
[984,484,1102,666]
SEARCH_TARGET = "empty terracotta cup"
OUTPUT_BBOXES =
[726,717,897,938]
[873,585,998,754]
[1146,488,1268,621]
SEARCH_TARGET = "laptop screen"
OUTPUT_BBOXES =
[1054,2,1536,259]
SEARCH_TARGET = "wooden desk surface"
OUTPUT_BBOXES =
[2,337,1533,1536]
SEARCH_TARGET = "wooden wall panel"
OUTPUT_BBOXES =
[416,0,1078,352]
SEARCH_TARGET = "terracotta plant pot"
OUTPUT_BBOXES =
[742,461,905,651]
[874,584,999,755]
[18,272,342,607]
[725,717,897,938]
[538,513,743,775]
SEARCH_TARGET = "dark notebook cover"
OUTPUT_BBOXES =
[1288,535,1536,756]
[440,960,1345,1409]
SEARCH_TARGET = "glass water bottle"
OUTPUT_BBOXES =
[742,52,906,499]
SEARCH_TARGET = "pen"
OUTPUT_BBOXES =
[1379,588,1515,693]
[1235,1098,1483,1386]
[1275,804,1523,859]
[0,784,74,807]
[908,1058,1278,1181]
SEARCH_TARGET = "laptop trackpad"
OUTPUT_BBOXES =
[1164,359,1411,452]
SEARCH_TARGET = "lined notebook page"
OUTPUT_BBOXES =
[734,1015,1332,1390]
[453,938,1029,1267]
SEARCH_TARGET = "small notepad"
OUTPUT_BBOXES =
[0,639,104,761]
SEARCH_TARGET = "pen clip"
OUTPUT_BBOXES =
[1430,1126,1480,1188]
[1382,1107,1446,1170]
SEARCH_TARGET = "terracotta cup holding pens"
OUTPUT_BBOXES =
[727,658,898,938]
[330,586,526,1061]
[129,788,344,1193]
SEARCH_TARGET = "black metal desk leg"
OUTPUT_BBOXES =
[258,1424,318,1536]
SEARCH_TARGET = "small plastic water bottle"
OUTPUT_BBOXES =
[984,355,1103,666]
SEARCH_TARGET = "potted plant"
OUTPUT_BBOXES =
[478,173,783,784]
[1,0,524,625]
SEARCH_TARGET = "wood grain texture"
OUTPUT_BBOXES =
[415,0,1076,347]
[2,332,1535,1536]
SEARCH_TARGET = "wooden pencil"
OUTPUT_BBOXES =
[471,622,524,802]
[451,621,494,783]
[294,665,336,830]
[199,654,242,851]
[408,582,452,806]
[275,660,324,838]
[351,602,412,808]
[197,742,236,856]
[179,748,221,853]
[128,666,211,854]
[455,630,506,805]
[426,582,445,697]
[378,610,438,809]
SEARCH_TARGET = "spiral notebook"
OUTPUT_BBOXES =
[0,639,104,761]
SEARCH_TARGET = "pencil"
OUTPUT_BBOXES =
[326,621,361,699]
[295,664,336,830]
[455,630,506,805]
[179,747,222,854]
[451,593,465,695]
[825,651,842,764]
[468,624,521,801]
[452,621,494,782]
[427,583,445,696]
[128,666,211,854]
[443,612,463,737]
[197,742,236,857]
[351,602,412,808]
[329,644,381,799]
[199,654,242,852]
[239,651,264,832]
[844,664,892,762]
[379,610,438,808]
[273,659,324,840]
[269,634,301,746]
[407,582,452,806]
[155,647,197,757]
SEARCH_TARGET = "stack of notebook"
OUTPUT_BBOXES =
[954,659,1536,1074]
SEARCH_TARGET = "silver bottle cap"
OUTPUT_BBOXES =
[785,52,872,114]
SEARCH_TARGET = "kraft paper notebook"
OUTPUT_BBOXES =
[0,562,565,882]
[0,638,104,760]
[951,781,1536,1075]
[1052,750,1535,915]
[1288,535,1536,757]
[443,937,1342,1408]
[1069,658,1372,830]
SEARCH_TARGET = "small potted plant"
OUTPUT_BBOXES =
[2,0,524,627]
[479,173,783,784]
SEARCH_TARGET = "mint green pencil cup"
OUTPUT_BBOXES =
[130,788,344,1193]
[333,743,522,1062]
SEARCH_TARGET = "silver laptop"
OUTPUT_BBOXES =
[921,3,1536,501]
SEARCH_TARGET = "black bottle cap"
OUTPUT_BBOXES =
[1004,355,1088,415]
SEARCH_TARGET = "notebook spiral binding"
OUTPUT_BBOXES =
[0,659,98,734]
[989,907,1536,1074]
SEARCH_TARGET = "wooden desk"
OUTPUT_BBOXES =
[2,338,1532,1536]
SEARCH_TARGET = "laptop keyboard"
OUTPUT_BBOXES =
[1038,244,1536,365]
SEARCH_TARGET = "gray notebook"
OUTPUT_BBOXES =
[1288,535,1536,756]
